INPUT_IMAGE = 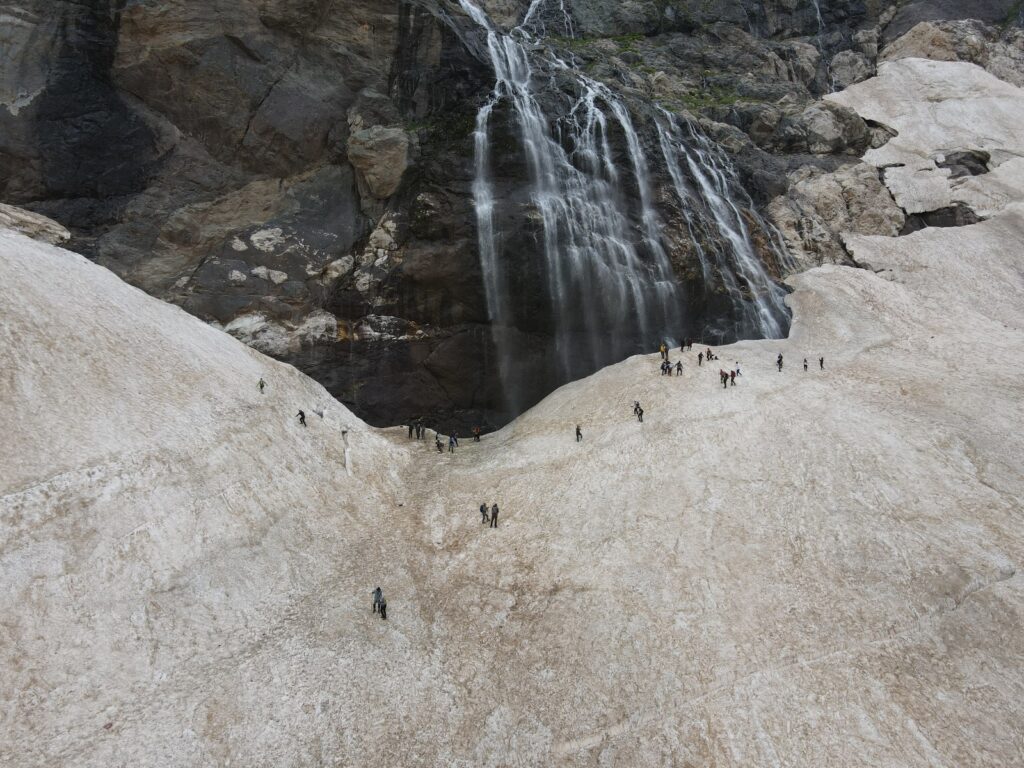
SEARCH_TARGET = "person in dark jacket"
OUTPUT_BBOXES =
[378,595,387,620]
[480,503,489,524]
[297,410,306,427]
[490,503,499,528]
[372,586,383,614]
[576,425,583,442]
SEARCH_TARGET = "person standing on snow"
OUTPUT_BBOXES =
[372,586,383,614]
[297,410,306,427]
[490,503,499,528]
[777,353,784,372]
[576,425,583,442]
[803,358,808,372]
[258,378,266,393]
[480,503,490,524]
[820,356,825,370]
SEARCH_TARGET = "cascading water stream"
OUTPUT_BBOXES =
[458,0,789,414]
[809,0,837,92]
[655,109,789,339]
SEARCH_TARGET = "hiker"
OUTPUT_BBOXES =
[721,370,728,389]
[448,434,457,453]
[490,503,499,528]
[675,361,683,376]
[480,503,490,524]
[707,348,713,361]
[297,410,306,427]
[420,419,427,439]
[258,378,266,393]
[473,426,481,442]
[820,356,825,370]
[777,353,784,372]
[730,370,736,386]
[698,352,704,366]
[435,435,443,453]
[378,594,387,620]
[372,586,383,614]
[803,358,808,372]
[633,401,641,416]
[660,342,668,361]
[636,406,644,423]
[576,424,583,442]
[408,423,414,438]
[735,362,742,377]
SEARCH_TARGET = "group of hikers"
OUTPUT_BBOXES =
[362,340,829,626]
[406,417,486,453]
[697,348,718,366]
[660,359,683,376]
[479,502,500,527]
[653,340,826,391]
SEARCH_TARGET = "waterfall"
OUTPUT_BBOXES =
[459,0,789,414]
[809,0,837,92]
[656,109,790,339]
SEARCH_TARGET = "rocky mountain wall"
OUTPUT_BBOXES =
[2,0,1021,432]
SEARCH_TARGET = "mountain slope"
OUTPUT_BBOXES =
[3,58,1024,768]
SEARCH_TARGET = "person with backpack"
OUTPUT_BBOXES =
[490,503,499,528]
[730,370,736,386]
[258,378,266,393]
[659,342,668,361]
[636,406,644,423]
[480,503,490,524]
[777,353,784,372]
[378,594,387,620]
[698,352,704,367]
[675,361,683,376]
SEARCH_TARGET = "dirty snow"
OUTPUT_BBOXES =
[2,59,1024,768]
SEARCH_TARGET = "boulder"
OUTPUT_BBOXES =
[830,50,875,89]
[799,101,869,155]
[347,126,414,200]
